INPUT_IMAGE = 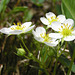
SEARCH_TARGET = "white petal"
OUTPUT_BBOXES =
[0,28,12,34]
[51,21,62,31]
[35,27,46,36]
[9,30,22,35]
[49,33,63,39]
[72,30,75,34]
[44,40,58,47]
[24,25,35,33]
[32,30,38,37]
[46,12,56,19]
[64,35,75,41]
[40,17,49,25]
[34,37,44,42]
[32,27,46,37]
[22,22,32,29]
[9,25,17,28]
[57,15,66,23]
[64,19,74,27]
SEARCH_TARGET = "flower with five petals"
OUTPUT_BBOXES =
[40,12,66,28]
[49,19,75,41]
[32,27,59,46]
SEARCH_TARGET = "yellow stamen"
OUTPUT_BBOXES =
[40,33,51,42]
[48,16,58,25]
[59,24,73,37]
[11,22,25,30]
[13,23,16,25]
[11,27,15,30]
[51,16,53,19]
[61,26,63,28]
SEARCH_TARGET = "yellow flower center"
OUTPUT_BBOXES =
[11,22,26,30]
[48,16,58,25]
[59,24,73,37]
[40,33,52,42]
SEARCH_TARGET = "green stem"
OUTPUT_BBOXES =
[42,46,48,64]
[38,68,49,75]
[67,48,75,75]
[24,55,32,60]
[38,70,41,75]
[19,35,30,53]
[19,35,49,74]
[44,69,49,75]
[49,58,54,73]
[53,56,58,75]
[59,41,67,57]
[53,41,60,75]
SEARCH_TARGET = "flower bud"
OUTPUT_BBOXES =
[17,48,26,56]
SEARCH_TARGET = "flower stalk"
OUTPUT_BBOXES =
[67,48,75,75]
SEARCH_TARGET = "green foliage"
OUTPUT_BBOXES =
[72,65,75,73]
[0,0,10,20]
[59,54,75,73]
[23,9,33,22]
[0,0,10,13]
[41,45,49,63]
[10,6,28,13]
[31,0,45,4]
[56,4,62,15]
[61,0,75,21]
[68,41,75,73]
[68,41,75,58]
[31,0,45,6]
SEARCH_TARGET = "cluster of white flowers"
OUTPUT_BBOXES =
[0,12,75,47]
[33,12,75,46]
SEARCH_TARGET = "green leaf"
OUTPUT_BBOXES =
[8,6,28,16]
[68,41,75,58]
[59,55,70,67]
[0,0,10,13]
[11,6,28,13]
[23,9,33,22]
[59,55,75,73]
[38,0,45,3]
[31,0,45,4]
[41,45,49,63]
[72,65,75,73]
[61,0,75,21]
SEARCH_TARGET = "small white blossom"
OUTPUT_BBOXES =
[40,12,66,28]
[49,19,75,41]
[0,22,35,35]
[32,27,58,47]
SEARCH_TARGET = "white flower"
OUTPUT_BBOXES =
[40,12,66,28]
[0,22,35,35]
[49,19,75,41]
[32,27,58,47]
